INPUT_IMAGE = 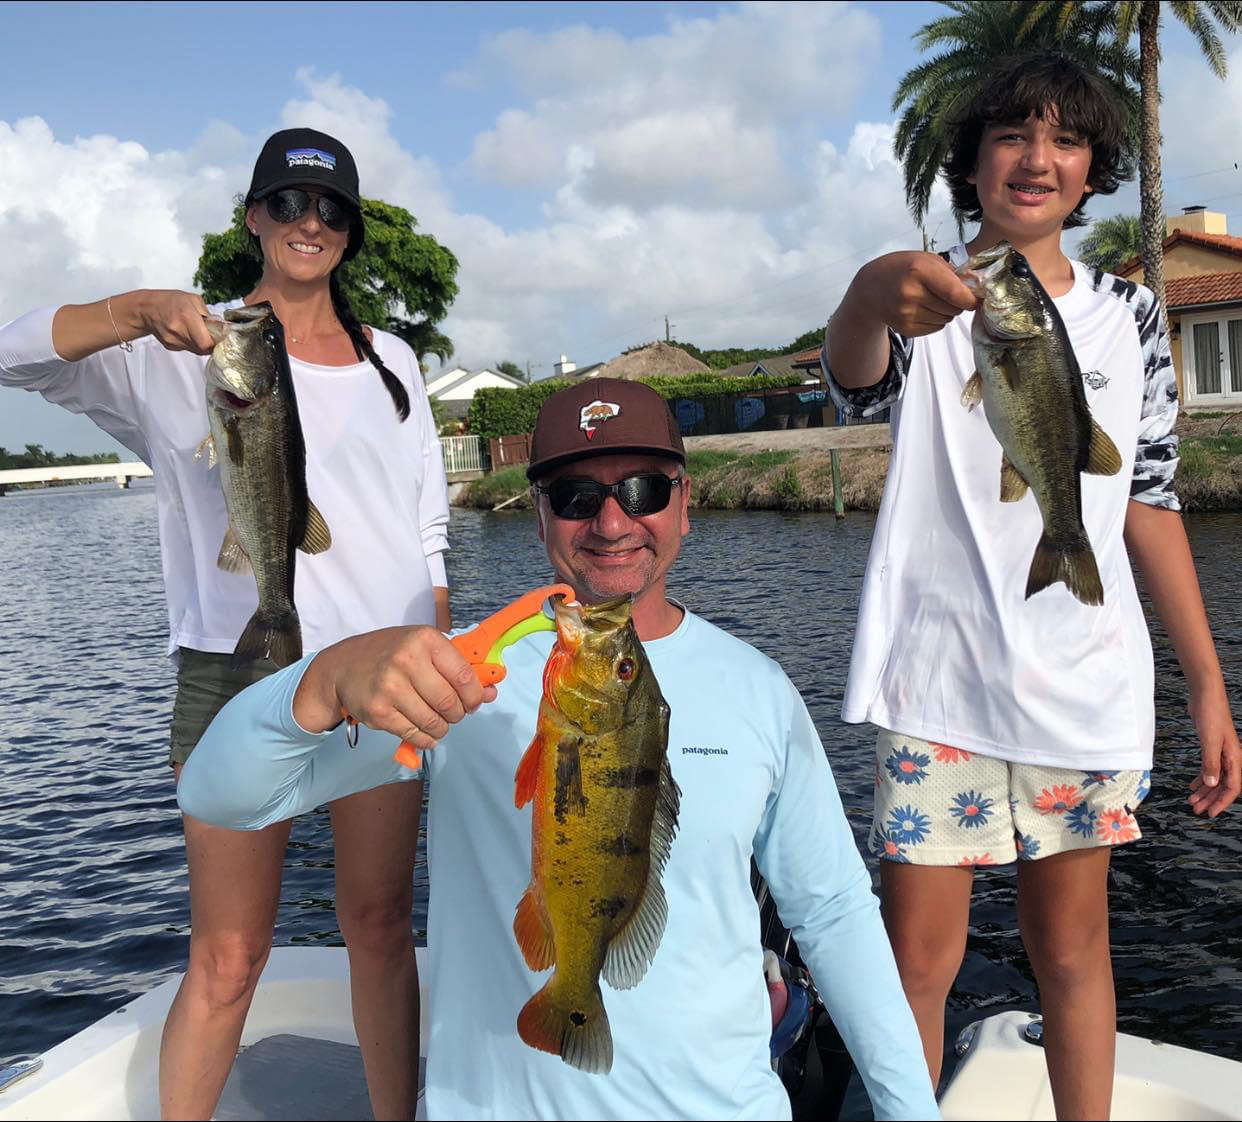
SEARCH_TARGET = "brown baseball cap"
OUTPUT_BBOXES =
[526,378,686,480]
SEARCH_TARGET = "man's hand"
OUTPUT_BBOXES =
[1187,685,1242,817]
[294,626,498,752]
[852,251,979,338]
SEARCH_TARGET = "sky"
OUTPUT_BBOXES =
[3,0,1241,456]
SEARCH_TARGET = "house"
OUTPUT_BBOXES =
[1117,207,1242,409]
[554,342,706,382]
[424,365,527,419]
[717,352,821,382]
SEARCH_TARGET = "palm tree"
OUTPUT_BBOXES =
[1077,213,1142,270]
[894,2,1140,226]
[1026,1,1242,315]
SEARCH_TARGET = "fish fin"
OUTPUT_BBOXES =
[1000,455,1029,502]
[223,416,244,466]
[299,500,333,555]
[195,435,217,468]
[517,978,613,1075]
[513,882,556,971]
[216,524,253,574]
[1085,420,1123,476]
[601,753,681,992]
[233,608,302,668]
[515,731,545,809]
[960,371,983,411]
[1026,531,1103,606]
[997,349,1022,391]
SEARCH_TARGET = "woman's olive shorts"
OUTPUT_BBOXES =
[168,647,278,767]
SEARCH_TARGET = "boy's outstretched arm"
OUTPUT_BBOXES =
[1124,500,1241,816]
[826,251,976,389]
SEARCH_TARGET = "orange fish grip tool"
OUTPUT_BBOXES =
[387,583,575,771]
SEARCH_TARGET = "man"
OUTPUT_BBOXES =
[179,378,938,1120]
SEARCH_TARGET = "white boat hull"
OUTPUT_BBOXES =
[940,1011,1242,1121]
[0,947,428,1122]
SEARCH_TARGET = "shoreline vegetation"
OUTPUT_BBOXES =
[458,413,1242,514]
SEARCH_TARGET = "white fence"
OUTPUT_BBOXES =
[439,434,486,474]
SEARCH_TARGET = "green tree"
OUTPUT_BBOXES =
[1027,1,1242,316]
[893,2,1140,226]
[495,360,529,382]
[1077,213,1142,271]
[194,198,460,366]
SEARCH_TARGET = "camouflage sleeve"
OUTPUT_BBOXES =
[1130,291,1181,511]
[820,327,911,418]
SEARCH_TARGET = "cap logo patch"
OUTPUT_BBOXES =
[286,148,337,171]
[579,400,621,440]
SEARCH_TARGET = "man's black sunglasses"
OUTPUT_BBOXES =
[536,472,683,520]
[264,189,352,232]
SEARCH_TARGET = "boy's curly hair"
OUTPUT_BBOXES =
[943,52,1134,230]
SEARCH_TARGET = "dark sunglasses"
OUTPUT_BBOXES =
[536,472,683,520]
[264,189,352,232]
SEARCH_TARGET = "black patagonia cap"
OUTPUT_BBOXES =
[246,128,364,259]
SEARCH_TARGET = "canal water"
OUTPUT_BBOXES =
[2,481,1240,1084]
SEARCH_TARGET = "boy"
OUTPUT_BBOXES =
[824,52,1240,1119]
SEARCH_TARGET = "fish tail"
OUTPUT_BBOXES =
[232,607,303,669]
[1026,531,1103,606]
[517,976,613,1075]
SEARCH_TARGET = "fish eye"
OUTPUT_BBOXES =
[616,658,635,681]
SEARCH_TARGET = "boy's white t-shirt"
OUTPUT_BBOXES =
[0,304,450,653]
[824,248,1180,770]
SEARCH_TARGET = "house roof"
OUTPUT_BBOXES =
[430,367,526,398]
[1118,229,1242,277]
[596,341,709,380]
[1165,271,1242,311]
[717,352,819,378]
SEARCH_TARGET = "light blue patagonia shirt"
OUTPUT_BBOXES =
[179,607,938,1121]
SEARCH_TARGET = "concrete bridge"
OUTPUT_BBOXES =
[0,461,153,495]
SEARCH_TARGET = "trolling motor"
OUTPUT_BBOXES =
[752,862,855,1121]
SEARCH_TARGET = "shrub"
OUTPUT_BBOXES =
[466,372,807,442]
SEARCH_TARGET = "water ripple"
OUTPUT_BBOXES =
[1,487,1239,1067]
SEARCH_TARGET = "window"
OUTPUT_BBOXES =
[1184,311,1242,402]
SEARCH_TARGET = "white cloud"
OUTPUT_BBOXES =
[464,0,882,208]
[0,4,944,452]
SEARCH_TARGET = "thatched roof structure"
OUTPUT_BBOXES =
[598,341,710,381]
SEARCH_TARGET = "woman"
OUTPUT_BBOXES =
[0,128,447,1120]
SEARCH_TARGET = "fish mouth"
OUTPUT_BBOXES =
[208,386,259,413]
[224,303,275,328]
[552,593,632,647]
[957,242,1012,296]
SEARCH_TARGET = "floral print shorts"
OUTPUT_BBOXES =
[870,729,1150,867]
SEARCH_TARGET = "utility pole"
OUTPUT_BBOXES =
[665,315,676,343]
[525,360,532,383]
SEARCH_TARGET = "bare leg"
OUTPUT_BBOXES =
[880,862,975,1088]
[159,791,291,1120]
[1017,847,1115,1121]
[329,779,424,1121]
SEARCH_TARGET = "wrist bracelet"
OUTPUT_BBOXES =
[106,296,134,353]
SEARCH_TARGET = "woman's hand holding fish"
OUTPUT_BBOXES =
[1187,686,1241,818]
[293,626,497,749]
[133,290,217,355]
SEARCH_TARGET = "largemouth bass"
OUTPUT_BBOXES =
[958,242,1122,605]
[201,303,330,667]
[513,595,680,1074]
